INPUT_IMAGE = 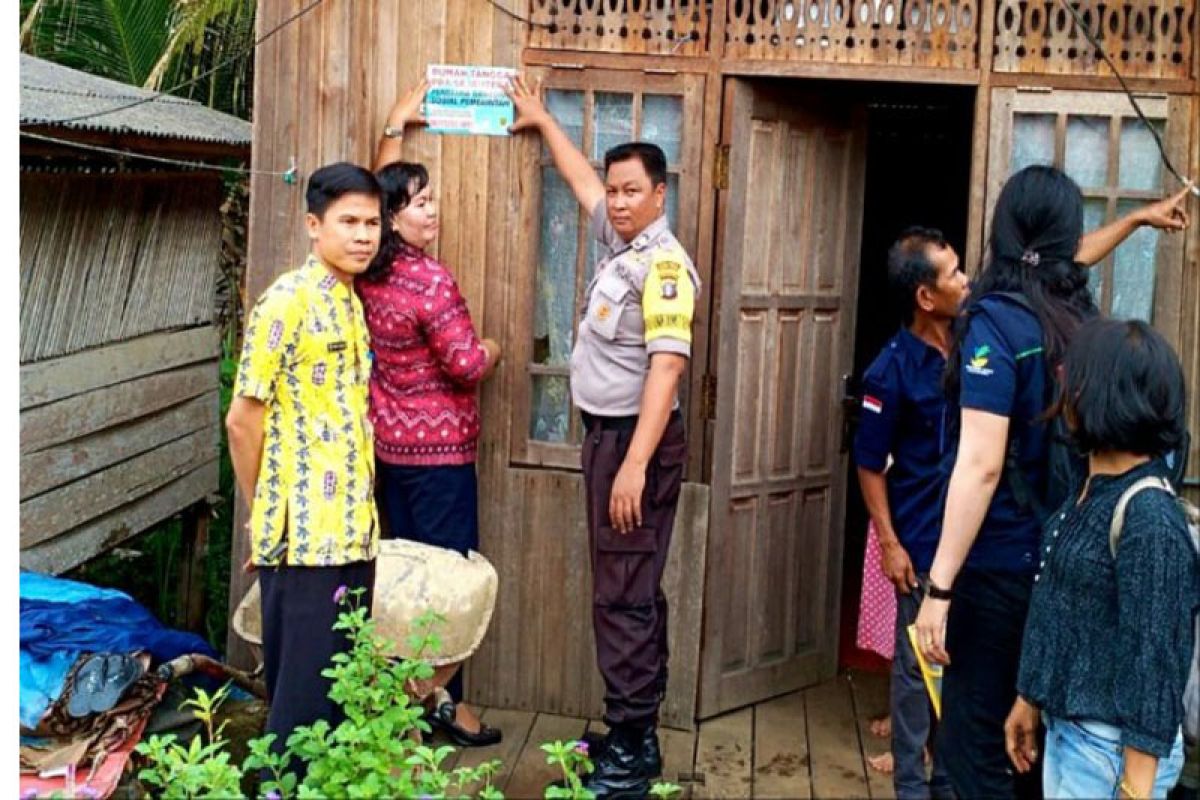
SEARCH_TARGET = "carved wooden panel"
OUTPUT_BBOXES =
[723,0,979,68]
[528,0,710,56]
[993,0,1195,79]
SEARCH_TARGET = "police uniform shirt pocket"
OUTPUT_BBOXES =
[589,273,630,341]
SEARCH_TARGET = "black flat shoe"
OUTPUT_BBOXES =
[428,700,502,748]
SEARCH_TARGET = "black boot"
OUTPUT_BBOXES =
[580,725,662,778]
[577,723,662,799]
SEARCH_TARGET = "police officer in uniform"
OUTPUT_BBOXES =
[509,77,700,798]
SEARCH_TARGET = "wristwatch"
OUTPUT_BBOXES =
[383,125,404,139]
[927,578,953,600]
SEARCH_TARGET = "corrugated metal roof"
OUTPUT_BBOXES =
[20,54,251,147]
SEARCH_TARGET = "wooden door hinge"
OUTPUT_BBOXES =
[713,144,731,191]
[700,373,718,420]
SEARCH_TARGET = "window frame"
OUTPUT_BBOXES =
[509,67,706,469]
[985,88,1191,335]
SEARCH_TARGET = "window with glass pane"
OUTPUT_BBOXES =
[1006,105,1170,323]
[526,87,687,450]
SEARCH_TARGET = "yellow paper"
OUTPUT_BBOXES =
[907,623,944,719]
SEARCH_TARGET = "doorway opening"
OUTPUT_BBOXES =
[836,83,976,672]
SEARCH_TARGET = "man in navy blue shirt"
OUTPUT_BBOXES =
[854,226,968,800]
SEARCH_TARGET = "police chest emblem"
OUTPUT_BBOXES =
[661,279,678,300]
[596,303,612,322]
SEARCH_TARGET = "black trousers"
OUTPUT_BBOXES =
[937,567,1042,800]
[581,411,687,728]
[260,559,375,771]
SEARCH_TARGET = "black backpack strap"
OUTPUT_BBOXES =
[1005,436,1048,521]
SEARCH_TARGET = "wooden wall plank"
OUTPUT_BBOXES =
[20,326,218,409]
[660,483,710,728]
[21,428,215,548]
[693,707,753,798]
[20,459,218,575]
[21,361,217,455]
[21,393,216,501]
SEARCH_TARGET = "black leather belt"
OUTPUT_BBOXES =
[581,408,681,433]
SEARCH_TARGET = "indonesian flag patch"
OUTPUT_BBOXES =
[862,395,884,414]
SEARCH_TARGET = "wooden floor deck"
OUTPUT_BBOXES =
[447,669,895,799]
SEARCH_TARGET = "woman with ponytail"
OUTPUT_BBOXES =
[912,165,1190,798]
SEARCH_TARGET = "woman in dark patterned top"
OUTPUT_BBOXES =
[356,84,503,747]
[1005,318,1198,799]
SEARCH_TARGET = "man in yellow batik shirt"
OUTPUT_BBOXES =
[225,163,382,770]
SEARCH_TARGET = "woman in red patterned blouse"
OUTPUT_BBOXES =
[357,83,502,747]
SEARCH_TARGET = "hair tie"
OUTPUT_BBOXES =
[1021,249,1041,266]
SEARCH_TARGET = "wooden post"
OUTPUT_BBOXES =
[225,498,257,669]
[178,501,210,634]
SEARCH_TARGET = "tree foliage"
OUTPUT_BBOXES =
[19,0,256,119]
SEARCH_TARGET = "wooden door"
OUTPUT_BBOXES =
[698,79,867,718]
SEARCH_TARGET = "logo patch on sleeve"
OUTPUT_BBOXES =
[862,395,884,414]
[965,344,994,377]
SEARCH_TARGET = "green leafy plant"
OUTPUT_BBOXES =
[541,740,593,799]
[136,684,244,799]
[137,591,503,799]
[137,588,685,799]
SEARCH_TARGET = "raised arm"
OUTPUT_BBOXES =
[374,80,429,172]
[1075,184,1192,266]
[507,75,605,214]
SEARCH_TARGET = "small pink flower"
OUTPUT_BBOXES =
[574,740,589,756]
[333,585,348,604]
[265,790,282,800]
[20,789,38,800]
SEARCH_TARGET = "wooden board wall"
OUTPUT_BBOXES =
[20,327,221,574]
[242,0,711,727]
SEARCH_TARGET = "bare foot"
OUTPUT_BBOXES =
[869,714,892,738]
[867,752,895,775]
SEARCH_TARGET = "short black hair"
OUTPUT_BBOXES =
[1061,318,1187,456]
[887,226,946,325]
[604,142,668,187]
[305,162,382,219]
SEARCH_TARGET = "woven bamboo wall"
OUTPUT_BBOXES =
[19,173,222,363]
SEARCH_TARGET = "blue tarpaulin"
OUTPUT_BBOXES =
[19,572,217,729]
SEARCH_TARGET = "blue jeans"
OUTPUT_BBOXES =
[1042,715,1184,799]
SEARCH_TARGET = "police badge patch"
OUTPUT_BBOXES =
[661,279,678,300]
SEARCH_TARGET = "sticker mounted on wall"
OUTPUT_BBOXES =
[423,64,518,137]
